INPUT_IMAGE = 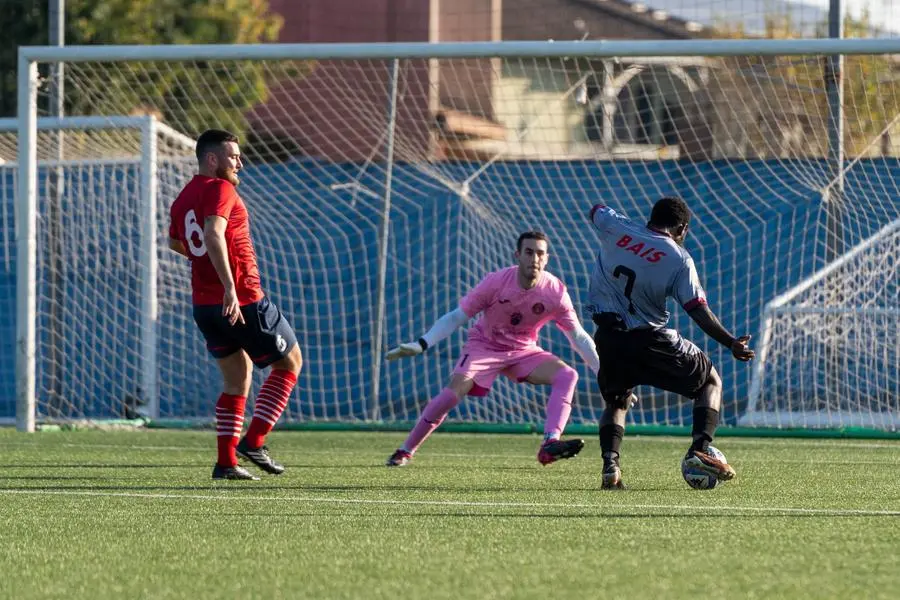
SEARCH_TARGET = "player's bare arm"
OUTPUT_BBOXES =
[168,238,189,257]
[386,307,469,360]
[203,214,244,326]
[687,304,754,361]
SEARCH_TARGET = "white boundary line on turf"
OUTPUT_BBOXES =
[0,488,897,517]
[0,438,899,453]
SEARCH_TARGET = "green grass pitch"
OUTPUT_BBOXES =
[1,429,898,599]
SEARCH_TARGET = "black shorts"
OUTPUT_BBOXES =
[193,296,297,368]
[592,312,712,404]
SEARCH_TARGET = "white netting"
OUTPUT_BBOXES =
[15,45,900,428]
[1,123,195,420]
[744,219,900,429]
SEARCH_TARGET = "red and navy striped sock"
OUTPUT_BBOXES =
[216,393,247,467]
[244,370,298,448]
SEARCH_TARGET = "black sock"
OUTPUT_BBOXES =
[599,424,624,462]
[690,406,720,452]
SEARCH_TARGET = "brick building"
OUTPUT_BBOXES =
[250,0,709,161]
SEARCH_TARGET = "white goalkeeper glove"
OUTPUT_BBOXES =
[385,338,429,361]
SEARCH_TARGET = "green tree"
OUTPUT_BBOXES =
[0,1,46,118]
[707,9,900,157]
[1,0,288,140]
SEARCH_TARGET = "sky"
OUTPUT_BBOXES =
[807,0,900,33]
[640,0,900,36]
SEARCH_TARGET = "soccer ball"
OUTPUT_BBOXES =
[681,445,727,490]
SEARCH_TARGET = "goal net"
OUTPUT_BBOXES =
[12,40,900,430]
[743,218,900,429]
[4,117,196,425]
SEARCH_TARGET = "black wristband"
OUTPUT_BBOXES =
[417,337,429,352]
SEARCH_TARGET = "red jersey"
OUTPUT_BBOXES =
[168,175,264,306]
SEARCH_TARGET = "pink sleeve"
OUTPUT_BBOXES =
[553,288,579,332]
[459,273,497,318]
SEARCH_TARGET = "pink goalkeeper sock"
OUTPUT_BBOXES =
[543,366,578,440]
[401,388,460,454]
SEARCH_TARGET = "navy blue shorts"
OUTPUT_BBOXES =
[193,296,298,368]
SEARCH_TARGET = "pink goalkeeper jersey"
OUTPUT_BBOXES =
[459,266,579,351]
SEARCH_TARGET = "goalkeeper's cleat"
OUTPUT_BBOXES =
[212,463,260,481]
[601,460,626,490]
[537,438,585,465]
[385,449,412,467]
[684,449,736,481]
[236,438,285,475]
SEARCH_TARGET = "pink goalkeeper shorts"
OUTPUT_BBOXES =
[451,341,558,397]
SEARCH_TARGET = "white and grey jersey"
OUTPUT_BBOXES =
[586,205,707,330]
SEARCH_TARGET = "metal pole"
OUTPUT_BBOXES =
[48,3,64,118]
[46,0,65,417]
[16,55,39,432]
[824,0,845,413]
[140,117,159,419]
[370,58,400,421]
[20,38,900,62]
[602,59,615,151]
[825,0,844,262]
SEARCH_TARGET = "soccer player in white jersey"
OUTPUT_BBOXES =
[587,197,755,489]
[384,231,601,467]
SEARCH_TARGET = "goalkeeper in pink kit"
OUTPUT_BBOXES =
[384,231,601,466]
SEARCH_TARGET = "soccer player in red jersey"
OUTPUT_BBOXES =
[168,129,302,480]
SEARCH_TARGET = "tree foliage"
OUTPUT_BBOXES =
[707,9,900,157]
[1,0,287,140]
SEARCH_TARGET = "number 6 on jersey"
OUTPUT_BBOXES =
[184,209,207,257]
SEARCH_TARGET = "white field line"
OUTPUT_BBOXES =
[4,456,898,466]
[0,487,897,517]
[0,436,898,455]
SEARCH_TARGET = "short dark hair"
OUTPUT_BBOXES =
[195,129,239,163]
[649,196,691,229]
[516,230,550,252]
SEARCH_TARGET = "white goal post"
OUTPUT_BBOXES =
[743,217,900,429]
[11,113,194,431]
[15,38,900,432]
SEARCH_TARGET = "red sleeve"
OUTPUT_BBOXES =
[168,218,177,240]
[683,297,708,311]
[199,180,238,220]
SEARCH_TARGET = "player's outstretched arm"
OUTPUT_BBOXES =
[561,322,600,375]
[386,307,470,361]
[686,304,755,361]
